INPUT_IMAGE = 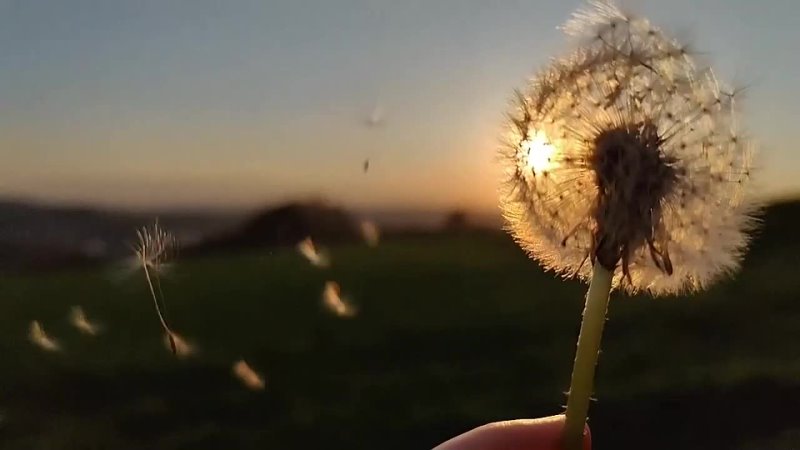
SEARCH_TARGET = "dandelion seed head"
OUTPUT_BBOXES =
[232,359,266,391]
[322,281,357,318]
[133,220,177,274]
[500,0,758,295]
[29,321,61,352]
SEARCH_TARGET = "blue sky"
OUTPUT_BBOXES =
[1,0,798,211]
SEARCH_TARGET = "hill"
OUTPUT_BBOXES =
[188,201,363,256]
[0,199,242,270]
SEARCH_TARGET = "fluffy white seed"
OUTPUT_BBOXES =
[360,220,381,247]
[232,359,266,391]
[322,281,357,318]
[29,321,61,352]
[297,237,330,268]
[163,331,196,358]
[68,306,101,336]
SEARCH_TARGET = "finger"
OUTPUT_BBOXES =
[433,414,591,450]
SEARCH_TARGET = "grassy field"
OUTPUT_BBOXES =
[1,230,798,449]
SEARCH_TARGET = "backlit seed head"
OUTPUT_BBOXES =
[133,220,177,274]
[500,0,758,295]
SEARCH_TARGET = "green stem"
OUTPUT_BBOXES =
[143,263,177,355]
[562,264,614,450]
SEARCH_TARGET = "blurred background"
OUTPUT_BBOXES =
[1,1,799,449]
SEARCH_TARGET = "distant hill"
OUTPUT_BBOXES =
[361,208,503,230]
[0,198,486,270]
[186,201,362,255]
[1,197,796,271]
[0,199,243,271]
[747,199,800,260]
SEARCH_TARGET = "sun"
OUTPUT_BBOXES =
[523,131,557,174]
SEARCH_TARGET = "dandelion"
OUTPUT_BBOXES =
[360,220,381,247]
[498,2,757,448]
[68,306,101,336]
[322,281,357,318]
[296,237,330,268]
[133,220,181,356]
[29,321,60,352]
[232,359,266,391]
[162,331,195,359]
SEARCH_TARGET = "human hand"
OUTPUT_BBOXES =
[433,414,591,450]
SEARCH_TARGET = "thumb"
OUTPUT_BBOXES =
[433,414,591,450]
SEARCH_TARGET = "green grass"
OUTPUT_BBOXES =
[1,232,798,449]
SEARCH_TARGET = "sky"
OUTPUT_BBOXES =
[1,0,799,213]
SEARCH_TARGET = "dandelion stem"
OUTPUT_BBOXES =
[142,263,177,355]
[562,263,613,450]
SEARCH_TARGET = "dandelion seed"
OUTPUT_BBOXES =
[68,306,101,336]
[365,104,386,128]
[297,237,330,268]
[322,281,357,318]
[163,331,195,358]
[29,321,60,352]
[133,220,181,356]
[360,220,380,247]
[232,359,266,391]
[500,0,757,296]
